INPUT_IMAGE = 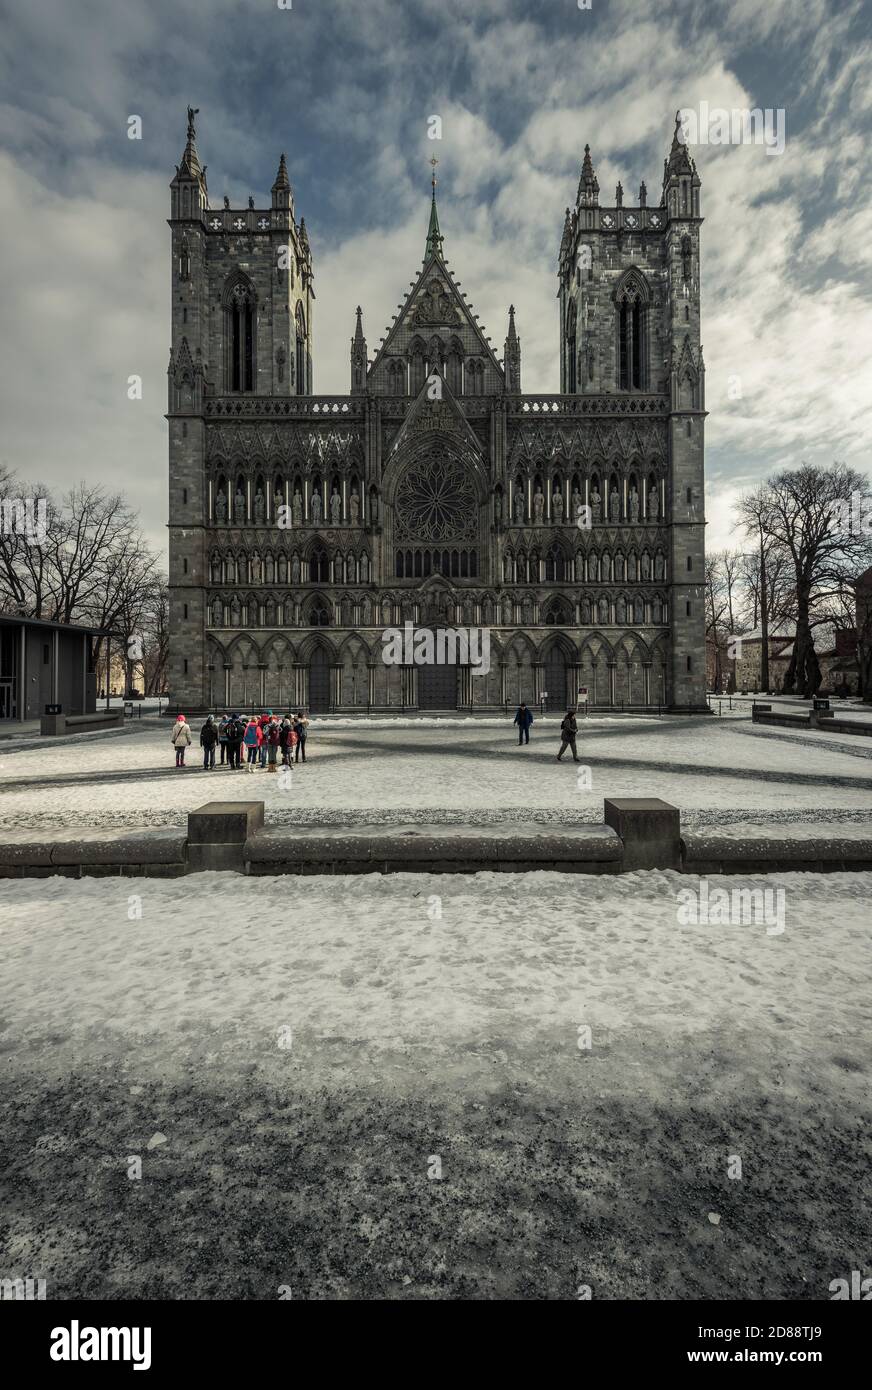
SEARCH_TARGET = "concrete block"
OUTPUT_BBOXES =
[604,797,681,871]
[187,801,265,844]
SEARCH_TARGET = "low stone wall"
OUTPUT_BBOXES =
[0,828,186,878]
[2,802,871,877]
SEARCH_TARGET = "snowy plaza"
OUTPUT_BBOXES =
[1,711,870,1298]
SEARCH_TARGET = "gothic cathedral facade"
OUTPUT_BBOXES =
[167,112,707,713]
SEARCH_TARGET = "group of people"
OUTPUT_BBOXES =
[170,711,309,770]
[513,704,581,762]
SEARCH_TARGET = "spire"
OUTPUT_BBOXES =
[666,109,694,176]
[351,306,367,395]
[271,152,294,214]
[273,153,290,191]
[504,304,521,392]
[576,143,599,207]
[178,105,203,181]
[171,106,208,218]
[425,156,443,259]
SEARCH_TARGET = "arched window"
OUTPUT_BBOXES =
[388,359,406,395]
[546,544,566,582]
[466,359,483,396]
[566,300,577,393]
[308,603,330,626]
[447,340,463,394]
[225,275,256,392]
[295,303,307,395]
[309,547,329,583]
[409,339,426,395]
[615,270,649,391]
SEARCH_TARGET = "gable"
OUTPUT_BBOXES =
[368,251,505,395]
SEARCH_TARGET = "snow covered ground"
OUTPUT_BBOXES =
[0,714,870,831]
[1,869,869,1299]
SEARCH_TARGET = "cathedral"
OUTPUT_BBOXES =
[167,111,708,713]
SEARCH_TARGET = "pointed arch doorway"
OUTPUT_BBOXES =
[308,646,331,713]
[543,646,568,712]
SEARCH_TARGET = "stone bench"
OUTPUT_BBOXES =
[245,822,623,875]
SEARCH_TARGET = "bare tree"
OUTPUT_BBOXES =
[737,463,872,697]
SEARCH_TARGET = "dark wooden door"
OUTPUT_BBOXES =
[308,647,330,712]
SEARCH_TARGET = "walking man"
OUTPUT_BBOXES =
[557,708,580,762]
[293,711,309,763]
[513,702,533,746]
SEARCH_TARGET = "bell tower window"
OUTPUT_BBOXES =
[225,276,256,393]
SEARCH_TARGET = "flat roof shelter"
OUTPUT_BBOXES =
[0,615,107,722]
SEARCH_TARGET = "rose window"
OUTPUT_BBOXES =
[394,453,478,541]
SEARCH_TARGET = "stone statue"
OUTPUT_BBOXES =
[513,490,525,524]
[552,490,564,524]
[533,487,544,523]
[635,597,644,625]
[571,487,582,522]
[214,488,227,523]
[233,488,245,523]
[350,489,360,524]
[360,554,369,581]
[211,599,223,627]
[254,488,266,523]
[648,488,659,521]
[292,490,302,526]
[655,552,665,581]
[230,597,241,625]
[581,598,591,624]
[598,597,609,624]
[251,550,262,582]
[591,488,602,523]
[629,487,640,523]
[274,488,283,517]
[609,487,621,522]
[641,552,651,580]
[369,491,379,524]
[575,553,584,581]
[311,490,322,524]
[330,488,342,524]
[291,553,300,583]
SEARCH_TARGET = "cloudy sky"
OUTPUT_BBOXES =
[1,0,870,562]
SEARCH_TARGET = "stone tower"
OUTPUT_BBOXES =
[167,112,314,709]
[557,117,707,710]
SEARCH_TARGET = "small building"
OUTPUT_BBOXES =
[0,615,102,722]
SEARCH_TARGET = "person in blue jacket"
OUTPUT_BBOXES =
[513,702,534,745]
